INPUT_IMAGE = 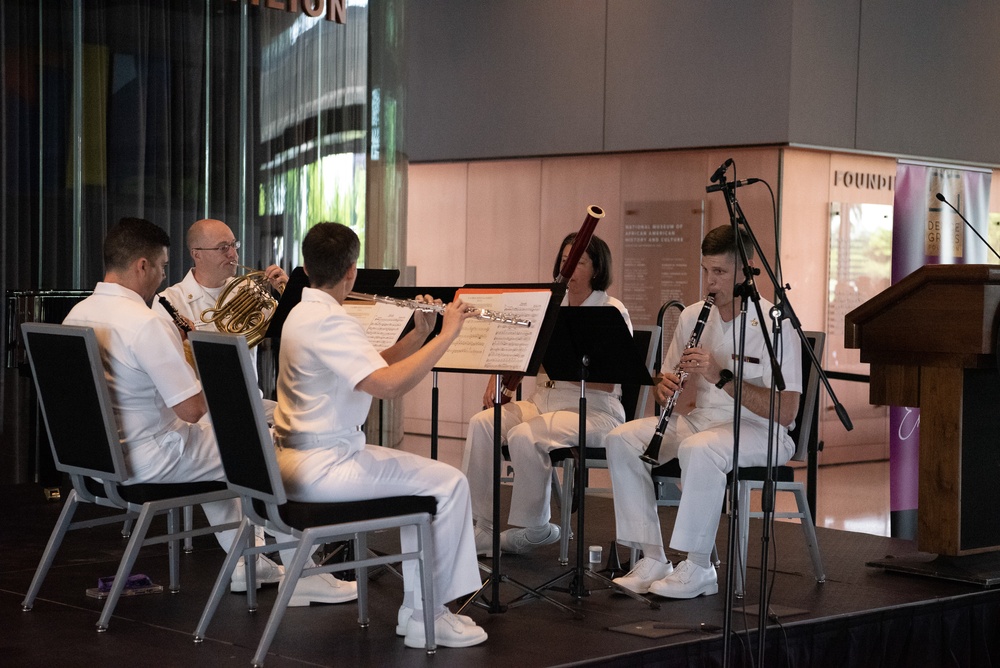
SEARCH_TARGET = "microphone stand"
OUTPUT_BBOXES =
[710,169,853,668]
[936,192,1000,262]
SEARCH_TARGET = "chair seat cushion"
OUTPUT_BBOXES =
[650,459,682,478]
[85,477,228,503]
[547,446,606,464]
[650,459,794,483]
[736,466,795,483]
[254,496,438,531]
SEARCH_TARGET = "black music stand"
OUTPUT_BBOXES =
[383,287,459,461]
[264,267,400,341]
[529,306,657,607]
[445,284,577,616]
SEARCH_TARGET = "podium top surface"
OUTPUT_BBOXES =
[845,263,1000,364]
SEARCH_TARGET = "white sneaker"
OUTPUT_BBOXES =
[404,610,488,649]
[474,525,493,557]
[499,524,561,555]
[287,573,359,606]
[230,555,285,593]
[611,557,673,594]
[648,560,718,599]
[396,605,476,636]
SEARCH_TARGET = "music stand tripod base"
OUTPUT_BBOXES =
[457,374,581,619]
[531,306,660,610]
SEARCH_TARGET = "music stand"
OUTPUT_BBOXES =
[383,286,460,461]
[264,267,401,341]
[529,306,657,608]
[443,284,579,617]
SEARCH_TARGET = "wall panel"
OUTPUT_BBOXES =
[540,156,623,291]
[855,0,1000,164]
[405,0,607,162]
[406,1,1000,168]
[465,160,544,283]
[788,0,860,148]
[605,0,793,152]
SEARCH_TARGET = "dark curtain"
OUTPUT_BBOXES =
[0,0,377,484]
[1,1,48,482]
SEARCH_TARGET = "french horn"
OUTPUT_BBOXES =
[201,264,284,347]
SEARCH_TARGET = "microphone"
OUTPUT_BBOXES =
[935,192,1000,262]
[709,158,733,184]
[706,178,760,194]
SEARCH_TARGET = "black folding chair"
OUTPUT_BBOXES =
[188,331,439,663]
[651,331,827,595]
[19,323,240,632]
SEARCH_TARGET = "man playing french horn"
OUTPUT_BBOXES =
[607,224,801,599]
[155,218,287,335]
[154,218,295,597]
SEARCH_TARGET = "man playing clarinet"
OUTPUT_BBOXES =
[608,224,801,599]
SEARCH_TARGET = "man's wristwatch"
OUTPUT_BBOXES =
[715,369,734,389]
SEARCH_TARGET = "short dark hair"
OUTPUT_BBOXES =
[302,222,360,288]
[702,224,754,260]
[103,217,170,272]
[552,232,612,291]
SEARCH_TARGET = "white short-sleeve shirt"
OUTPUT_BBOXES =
[664,297,802,428]
[155,268,229,331]
[63,282,202,447]
[273,288,388,446]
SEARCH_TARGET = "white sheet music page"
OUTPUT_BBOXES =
[342,299,413,352]
[435,288,550,373]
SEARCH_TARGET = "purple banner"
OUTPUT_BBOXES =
[889,162,992,537]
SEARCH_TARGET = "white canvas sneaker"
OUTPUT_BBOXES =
[499,524,560,555]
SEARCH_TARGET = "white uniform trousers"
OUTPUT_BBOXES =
[606,409,793,556]
[123,420,242,551]
[277,443,481,607]
[463,387,625,529]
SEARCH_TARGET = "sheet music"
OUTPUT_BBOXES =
[436,288,551,372]
[342,301,413,351]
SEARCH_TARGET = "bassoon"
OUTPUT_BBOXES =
[497,204,605,404]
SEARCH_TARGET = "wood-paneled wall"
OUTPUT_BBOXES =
[405,147,1000,464]
[406,147,782,440]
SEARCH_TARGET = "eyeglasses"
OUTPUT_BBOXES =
[193,241,241,252]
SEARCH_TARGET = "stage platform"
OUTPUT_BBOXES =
[2,481,999,667]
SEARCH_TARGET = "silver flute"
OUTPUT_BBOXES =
[347,292,532,327]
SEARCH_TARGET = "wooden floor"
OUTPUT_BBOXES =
[2,437,997,667]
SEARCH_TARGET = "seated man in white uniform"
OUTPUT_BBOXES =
[155,218,288,585]
[608,224,801,599]
[272,221,487,649]
[463,233,631,555]
[62,217,300,593]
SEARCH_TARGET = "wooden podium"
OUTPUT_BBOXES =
[845,264,1000,556]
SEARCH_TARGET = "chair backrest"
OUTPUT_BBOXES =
[788,331,825,463]
[655,300,686,376]
[20,322,127,482]
[188,330,286,505]
[621,324,661,422]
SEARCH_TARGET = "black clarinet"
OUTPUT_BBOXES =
[639,294,716,465]
[158,296,192,333]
